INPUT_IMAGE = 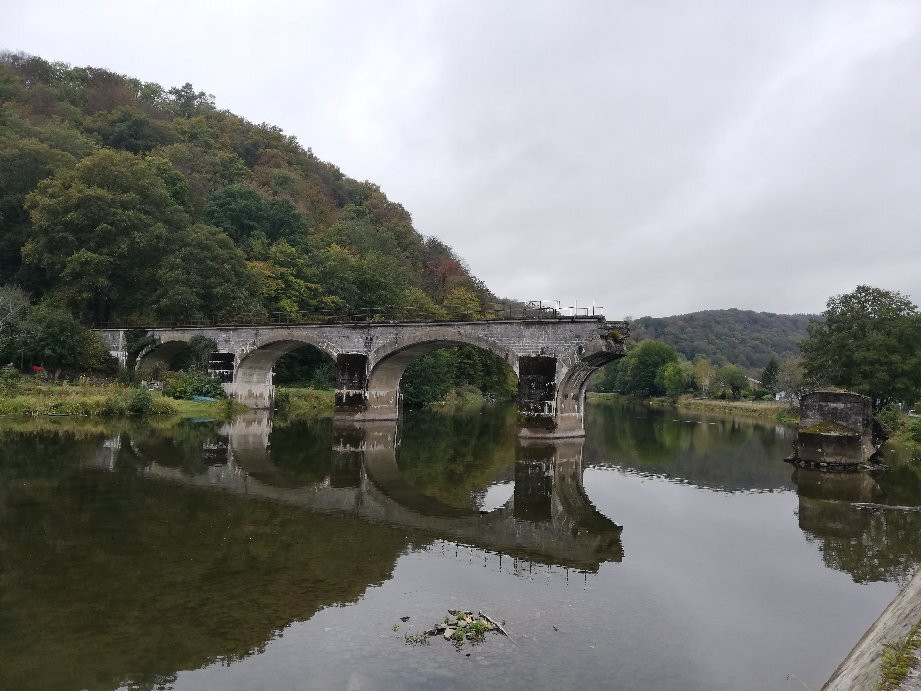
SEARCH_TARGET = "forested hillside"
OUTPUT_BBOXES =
[0,52,495,324]
[630,309,815,371]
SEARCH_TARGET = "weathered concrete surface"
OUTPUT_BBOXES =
[796,391,878,465]
[823,568,921,690]
[96,319,627,437]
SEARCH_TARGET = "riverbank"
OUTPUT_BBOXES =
[824,569,921,690]
[275,387,334,416]
[587,392,797,424]
[0,378,242,419]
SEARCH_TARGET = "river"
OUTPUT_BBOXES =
[1,399,920,690]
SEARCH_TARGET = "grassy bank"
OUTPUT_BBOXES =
[0,378,243,419]
[588,392,798,424]
[276,387,335,416]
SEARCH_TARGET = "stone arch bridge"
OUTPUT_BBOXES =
[96,317,627,437]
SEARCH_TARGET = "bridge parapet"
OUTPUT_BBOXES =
[95,318,627,438]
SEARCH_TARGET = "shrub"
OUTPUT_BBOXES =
[162,370,224,400]
[102,392,130,416]
[128,387,153,415]
[875,404,904,435]
[0,370,22,393]
[908,418,921,445]
[149,396,178,416]
[273,389,290,413]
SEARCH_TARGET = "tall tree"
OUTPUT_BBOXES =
[714,364,748,400]
[22,149,188,322]
[760,357,779,393]
[800,285,921,408]
[619,340,679,397]
[154,224,260,320]
[0,136,76,282]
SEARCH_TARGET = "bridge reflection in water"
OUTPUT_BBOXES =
[94,411,623,572]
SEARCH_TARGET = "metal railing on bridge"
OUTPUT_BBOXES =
[92,301,614,330]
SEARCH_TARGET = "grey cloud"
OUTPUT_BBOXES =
[3,0,919,317]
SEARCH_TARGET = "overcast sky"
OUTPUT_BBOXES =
[3,0,920,317]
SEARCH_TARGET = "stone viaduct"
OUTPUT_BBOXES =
[96,317,628,437]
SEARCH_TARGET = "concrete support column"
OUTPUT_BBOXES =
[333,353,403,421]
[517,356,568,437]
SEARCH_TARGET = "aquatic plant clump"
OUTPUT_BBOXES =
[398,610,509,648]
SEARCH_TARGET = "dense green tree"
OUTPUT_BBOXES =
[22,149,187,322]
[153,224,260,320]
[4,305,111,374]
[619,340,679,397]
[656,361,685,399]
[402,349,455,406]
[714,364,748,400]
[93,107,176,153]
[204,183,303,243]
[0,136,76,282]
[760,358,779,394]
[443,286,481,318]
[273,347,335,388]
[801,285,921,408]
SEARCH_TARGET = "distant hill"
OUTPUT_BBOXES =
[0,52,496,324]
[629,309,817,371]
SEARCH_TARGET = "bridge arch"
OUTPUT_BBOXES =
[229,336,338,409]
[553,351,624,436]
[135,336,198,376]
[360,332,520,421]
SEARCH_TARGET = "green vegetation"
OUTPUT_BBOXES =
[801,285,921,409]
[402,345,516,408]
[0,52,496,325]
[630,309,814,370]
[162,370,225,400]
[591,339,785,402]
[274,387,334,417]
[0,51,515,405]
[877,619,921,691]
[0,374,242,418]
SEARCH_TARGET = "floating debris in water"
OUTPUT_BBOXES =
[399,610,511,648]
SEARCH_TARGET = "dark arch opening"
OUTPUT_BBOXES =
[399,344,518,408]
[135,336,217,379]
[234,339,336,387]
[273,346,336,390]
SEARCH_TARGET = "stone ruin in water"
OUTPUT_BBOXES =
[792,391,884,468]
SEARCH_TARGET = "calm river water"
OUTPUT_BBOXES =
[2,399,921,690]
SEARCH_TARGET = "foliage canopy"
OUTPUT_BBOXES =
[801,285,921,408]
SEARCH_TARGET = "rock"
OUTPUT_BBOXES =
[444,628,455,640]
[400,616,410,622]
[457,620,468,628]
